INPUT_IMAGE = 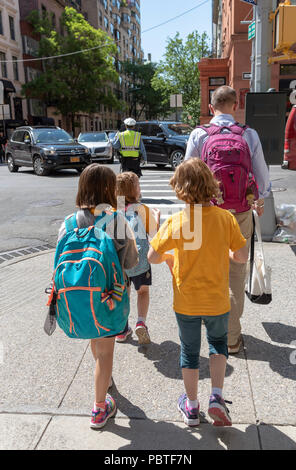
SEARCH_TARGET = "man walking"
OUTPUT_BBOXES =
[185,85,271,354]
[111,118,147,177]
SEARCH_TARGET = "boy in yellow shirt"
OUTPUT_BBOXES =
[148,158,248,427]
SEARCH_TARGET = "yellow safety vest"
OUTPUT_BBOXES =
[119,130,141,158]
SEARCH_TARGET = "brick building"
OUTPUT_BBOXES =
[0,0,27,137]
[199,0,252,124]
[199,0,296,125]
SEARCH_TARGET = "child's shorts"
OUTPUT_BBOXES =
[175,312,229,369]
[127,267,152,291]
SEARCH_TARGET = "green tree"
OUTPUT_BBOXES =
[151,31,210,126]
[122,60,171,120]
[22,7,120,134]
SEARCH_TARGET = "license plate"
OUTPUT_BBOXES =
[70,157,80,163]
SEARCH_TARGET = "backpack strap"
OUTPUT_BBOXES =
[64,213,78,233]
[229,122,249,136]
[198,124,222,136]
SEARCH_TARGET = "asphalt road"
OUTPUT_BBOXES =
[0,162,295,254]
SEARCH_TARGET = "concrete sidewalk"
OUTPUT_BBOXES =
[0,243,295,450]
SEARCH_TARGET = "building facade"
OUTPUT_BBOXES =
[82,0,143,132]
[199,0,252,124]
[199,0,296,125]
[0,0,27,137]
[18,0,143,134]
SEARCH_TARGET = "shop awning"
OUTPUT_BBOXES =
[0,79,16,93]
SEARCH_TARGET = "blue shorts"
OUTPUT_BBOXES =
[175,312,229,369]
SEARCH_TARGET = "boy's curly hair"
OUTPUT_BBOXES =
[170,158,220,204]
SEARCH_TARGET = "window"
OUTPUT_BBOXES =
[52,13,56,30]
[41,5,47,19]
[150,125,163,136]
[0,52,7,77]
[12,57,19,81]
[0,11,3,35]
[136,124,150,136]
[12,131,24,143]
[9,16,15,40]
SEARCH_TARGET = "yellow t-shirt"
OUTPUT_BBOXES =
[150,206,246,316]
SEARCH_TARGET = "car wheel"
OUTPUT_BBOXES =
[33,156,50,176]
[170,149,184,169]
[7,155,19,173]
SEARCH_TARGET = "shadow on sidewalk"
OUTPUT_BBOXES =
[241,331,296,381]
[131,340,234,380]
[97,386,296,450]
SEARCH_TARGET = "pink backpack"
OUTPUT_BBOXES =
[199,123,259,213]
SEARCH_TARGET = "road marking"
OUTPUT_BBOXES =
[141,190,175,193]
[140,180,171,183]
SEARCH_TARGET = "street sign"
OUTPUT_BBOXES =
[241,0,257,5]
[248,21,256,40]
[170,94,183,108]
[242,72,252,80]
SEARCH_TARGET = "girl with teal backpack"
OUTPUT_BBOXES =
[47,164,138,429]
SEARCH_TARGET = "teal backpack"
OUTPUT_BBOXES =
[47,210,129,339]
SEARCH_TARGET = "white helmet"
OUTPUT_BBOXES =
[124,117,136,126]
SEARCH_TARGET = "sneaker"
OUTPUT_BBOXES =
[135,321,151,344]
[208,394,232,427]
[177,394,200,427]
[90,394,116,429]
[116,326,132,343]
[228,336,242,355]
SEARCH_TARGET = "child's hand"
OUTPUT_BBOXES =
[152,208,161,224]
[165,254,174,274]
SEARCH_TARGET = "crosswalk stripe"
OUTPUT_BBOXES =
[141,190,175,193]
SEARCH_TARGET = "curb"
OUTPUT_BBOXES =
[0,248,55,269]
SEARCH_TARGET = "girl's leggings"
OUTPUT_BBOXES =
[175,312,229,369]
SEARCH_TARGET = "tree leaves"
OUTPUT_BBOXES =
[22,7,120,132]
[151,31,210,125]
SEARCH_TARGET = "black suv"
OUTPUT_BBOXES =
[134,121,193,169]
[6,126,91,176]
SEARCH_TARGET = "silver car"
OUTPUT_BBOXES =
[77,132,113,163]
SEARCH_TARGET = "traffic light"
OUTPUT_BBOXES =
[271,2,296,53]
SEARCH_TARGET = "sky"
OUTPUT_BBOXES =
[140,0,213,63]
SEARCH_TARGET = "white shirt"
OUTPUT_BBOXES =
[185,114,271,198]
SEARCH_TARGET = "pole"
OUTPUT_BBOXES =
[254,0,274,92]
[175,95,178,121]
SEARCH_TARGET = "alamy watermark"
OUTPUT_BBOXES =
[93,198,203,250]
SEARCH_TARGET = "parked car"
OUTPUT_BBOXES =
[282,105,296,170]
[6,126,91,176]
[77,131,114,163]
[133,121,193,169]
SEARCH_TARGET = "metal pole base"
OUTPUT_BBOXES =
[260,191,277,242]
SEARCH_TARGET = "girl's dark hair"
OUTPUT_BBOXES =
[76,164,117,209]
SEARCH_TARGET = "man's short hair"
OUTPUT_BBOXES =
[211,86,237,110]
